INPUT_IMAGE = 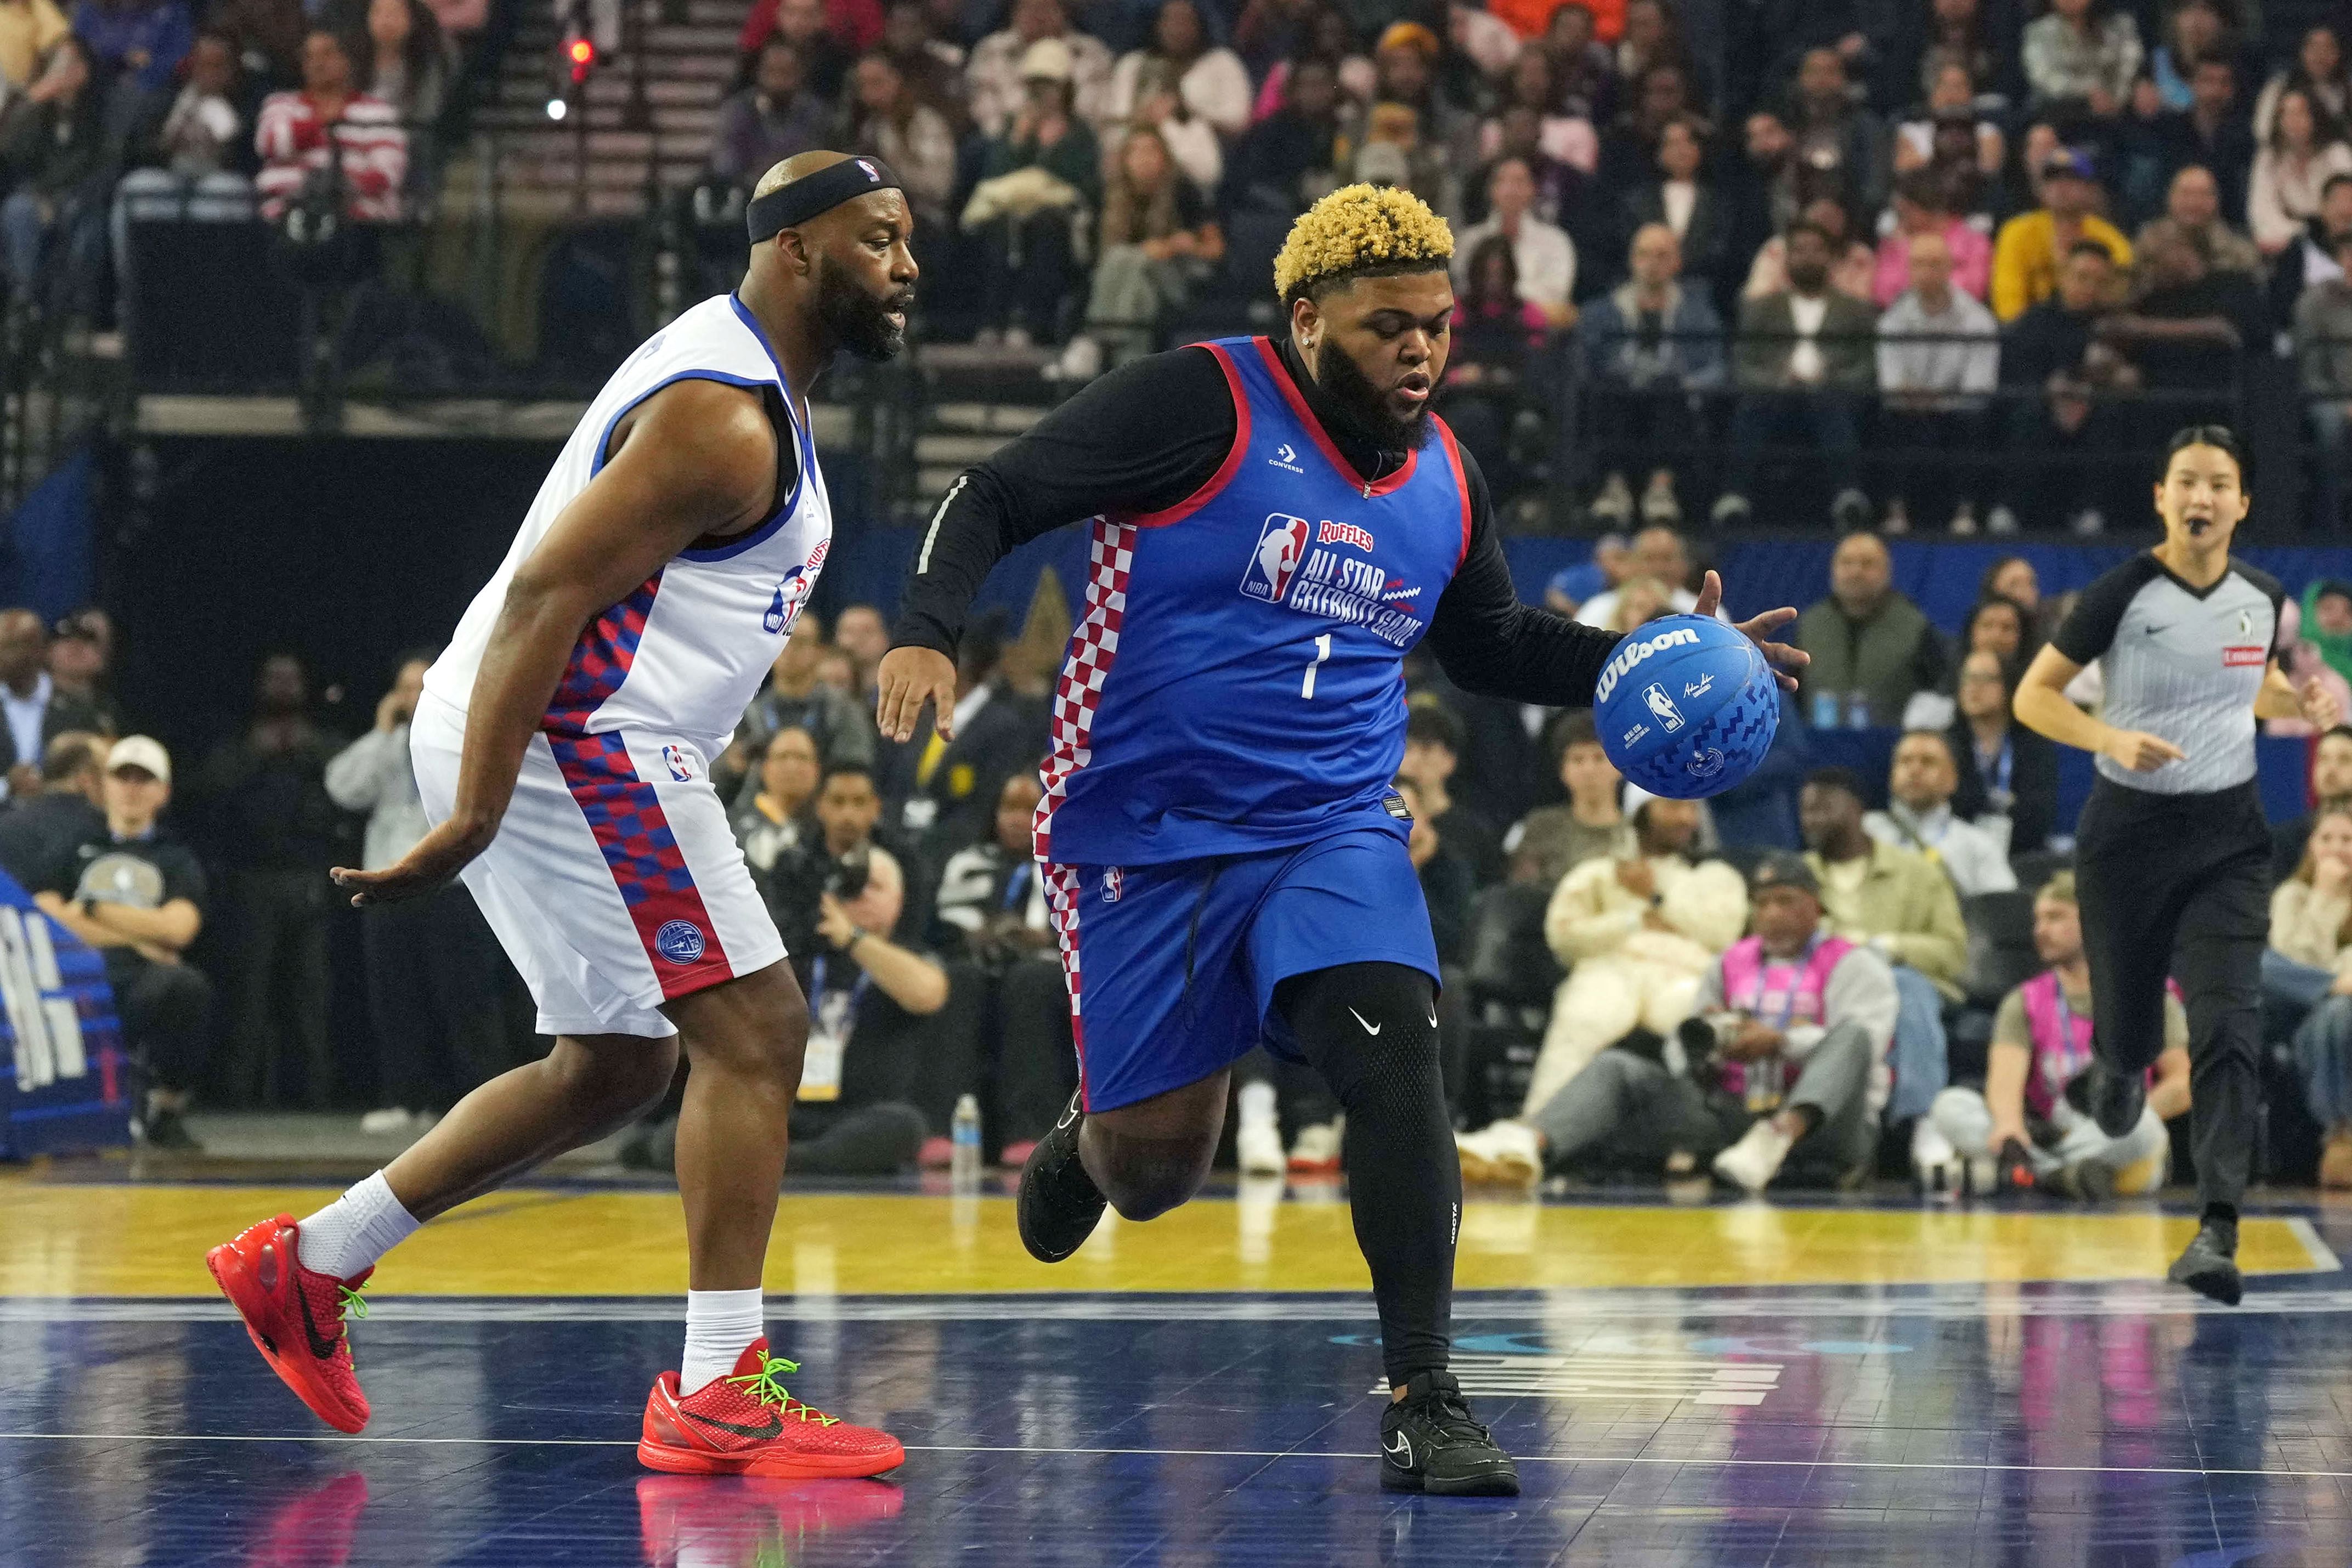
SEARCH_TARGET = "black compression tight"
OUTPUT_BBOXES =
[1275,961,1457,1388]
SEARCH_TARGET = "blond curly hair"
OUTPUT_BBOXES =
[1271,183,1454,305]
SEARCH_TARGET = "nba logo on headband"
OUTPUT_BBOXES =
[857,159,881,182]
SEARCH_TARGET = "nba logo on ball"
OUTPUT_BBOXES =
[1593,614,1778,799]
[1240,514,1309,603]
[655,920,705,964]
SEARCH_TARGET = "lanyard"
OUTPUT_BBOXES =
[1979,734,2013,796]
[1749,935,1823,1032]
[1002,861,1032,912]
[808,954,874,1026]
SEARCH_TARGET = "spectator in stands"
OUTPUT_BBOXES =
[35,736,211,1150]
[0,730,102,891]
[845,50,956,234]
[47,609,110,723]
[72,0,191,118]
[1223,52,1341,219]
[1105,0,1250,150]
[2144,0,2231,114]
[1242,3,1370,128]
[1740,194,1874,304]
[966,0,1109,138]
[930,772,1068,1163]
[967,35,1100,347]
[1959,593,2034,672]
[1929,870,2184,1196]
[355,0,451,137]
[1891,61,2004,188]
[1542,0,1613,119]
[1718,220,1875,530]
[0,609,101,800]
[130,28,246,179]
[2307,581,2352,689]
[2296,229,2352,529]
[1451,156,1574,326]
[742,0,855,101]
[1395,701,1502,885]
[1801,766,1963,1134]
[1876,229,1999,536]
[2100,218,2260,415]
[1504,712,1633,887]
[1576,522,1698,625]
[1619,113,1726,292]
[1542,530,1627,618]
[2274,805,2352,1186]
[2135,164,2259,283]
[2255,23,2352,140]
[1794,536,1946,730]
[1580,221,1724,533]
[1059,123,1223,378]
[1991,147,2129,321]
[0,36,112,318]
[253,28,405,221]
[719,616,877,801]
[730,723,818,874]
[2272,171,2352,325]
[1454,853,1897,1193]
[1477,48,1596,186]
[1873,172,1990,309]
[1783,44,1889,218]
[1517,793,1747,1114]
[325,652,509,1137]
[877,0,965,125]
[1393,775,1475,964]
[2273,724,2352,879]
[1947,649,2060,851]
[2144,64,2254,230]
[0,0,67,94]
[2020,0,2139,124]
[1437,234,1550,497]
[1865,729,2016,895]
[206,0,299,92]
[710,39,832,190]
[1997,237,2135,531]
[2257,87,2352,258]
[832,602,889,694]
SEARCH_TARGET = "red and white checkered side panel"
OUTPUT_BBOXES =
[1032,518,1135,865]
[1044,862,1089,1105]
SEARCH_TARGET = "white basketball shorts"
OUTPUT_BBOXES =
[409,694,784,1039]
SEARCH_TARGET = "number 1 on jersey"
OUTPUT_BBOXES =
[1302,633,1332,699]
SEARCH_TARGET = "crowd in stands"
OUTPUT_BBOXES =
[682,0,2352,531]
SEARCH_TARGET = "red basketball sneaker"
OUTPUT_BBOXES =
[638,1339,905,1478]
[205,1214,372,1435]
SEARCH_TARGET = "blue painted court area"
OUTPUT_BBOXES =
[12,1267,2352,1566]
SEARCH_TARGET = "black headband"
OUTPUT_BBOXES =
[746,157,902,244]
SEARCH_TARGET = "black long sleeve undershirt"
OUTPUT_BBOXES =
[892,337,1622,707]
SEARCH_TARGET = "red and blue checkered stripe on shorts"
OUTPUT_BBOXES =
[541,570,734,998]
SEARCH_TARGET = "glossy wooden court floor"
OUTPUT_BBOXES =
[10,1167,2352,1566]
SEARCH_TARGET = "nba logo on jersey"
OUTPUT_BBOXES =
[662,744,695,782]
[765,564,813,634]
[1240,514,1310,603]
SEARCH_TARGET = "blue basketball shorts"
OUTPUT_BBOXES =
[1041,828,1441,1112]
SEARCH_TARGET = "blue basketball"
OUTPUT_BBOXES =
[1592,614,1779,800]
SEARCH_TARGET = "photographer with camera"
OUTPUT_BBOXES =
[1453,854,1897,1195]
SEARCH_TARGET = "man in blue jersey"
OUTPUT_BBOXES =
[877,185,1805,1495]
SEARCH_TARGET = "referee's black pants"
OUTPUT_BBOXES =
[2075,779,2270,1214]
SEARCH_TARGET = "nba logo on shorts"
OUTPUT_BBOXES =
[663,744,694,782]
[1102,867,1124,902]
[1240,514,1310,603]
[655,920,705,964]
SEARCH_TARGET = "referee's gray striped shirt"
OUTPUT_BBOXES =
[2051,555,2283,796]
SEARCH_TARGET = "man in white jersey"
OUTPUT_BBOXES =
[202,150,918,1479]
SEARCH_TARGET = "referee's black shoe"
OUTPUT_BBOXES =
[2168,1218,2243,1306]
[2067,1058,2146,1140]
[1016,1091,1106,1263]
[1379,1372,1520,1496]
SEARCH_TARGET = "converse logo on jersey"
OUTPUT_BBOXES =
[1268,443,1304,473]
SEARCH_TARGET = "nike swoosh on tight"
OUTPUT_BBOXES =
[1347,1007,1382,1035]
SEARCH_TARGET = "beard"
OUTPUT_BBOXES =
[1313,336,1434,453]
[815,257,912,362]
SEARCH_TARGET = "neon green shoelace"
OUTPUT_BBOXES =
[725,1349,841,1426]
[337,1284,369,1333]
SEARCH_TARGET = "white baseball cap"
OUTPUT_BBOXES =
[107,735,171,784]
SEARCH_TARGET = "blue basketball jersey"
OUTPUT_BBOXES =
[1036,336,1473,867]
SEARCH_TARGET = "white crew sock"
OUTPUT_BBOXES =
[294,1171,421,1281]
[681,1288,765,1396]
[1237,1079,1277,1132]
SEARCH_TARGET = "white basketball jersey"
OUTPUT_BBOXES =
[422,293,829,754]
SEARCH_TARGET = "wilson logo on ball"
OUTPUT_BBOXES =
[1595,626,1701,703]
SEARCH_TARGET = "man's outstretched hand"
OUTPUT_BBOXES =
[1692,569,1807,693]
[331,818,493,907]
[876,645,959,743]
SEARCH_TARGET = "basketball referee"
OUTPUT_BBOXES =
[2015,427,2339,1305]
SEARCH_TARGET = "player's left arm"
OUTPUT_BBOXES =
[1422,448,1805,704]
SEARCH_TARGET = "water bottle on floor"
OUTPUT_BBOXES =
[950,1094,982,1191]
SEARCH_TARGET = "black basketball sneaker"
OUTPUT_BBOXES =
[1379,1371,1519,1496]
[1016,1091,1107,1263]
[2168,1216,2242,1306]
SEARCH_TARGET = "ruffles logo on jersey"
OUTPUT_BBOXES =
[1241,514,1424,648]
[1241,514,1310,602]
